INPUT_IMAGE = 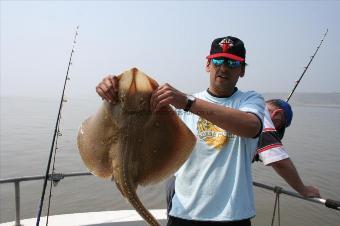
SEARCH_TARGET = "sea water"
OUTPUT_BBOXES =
[1,96,339,225]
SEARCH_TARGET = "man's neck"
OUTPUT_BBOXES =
[207,87,238,98]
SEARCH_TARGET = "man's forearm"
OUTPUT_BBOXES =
[270,158,306,195]
[190,98,261,138]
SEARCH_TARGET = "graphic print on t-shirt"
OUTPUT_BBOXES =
[197,117,235,150]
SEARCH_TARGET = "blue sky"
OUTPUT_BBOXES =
[1,1,339,99]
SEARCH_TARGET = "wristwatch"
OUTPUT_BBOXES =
[184,95,196,112]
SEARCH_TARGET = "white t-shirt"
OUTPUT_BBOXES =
[170,89,265,221]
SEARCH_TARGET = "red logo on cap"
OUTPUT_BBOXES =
[219,38,233,53]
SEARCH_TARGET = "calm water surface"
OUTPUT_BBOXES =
[1,96,339,225]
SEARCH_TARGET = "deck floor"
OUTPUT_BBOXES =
[1,209,167,226]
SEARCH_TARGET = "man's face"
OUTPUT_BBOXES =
[268,106,286,132]
[206,58,245,96]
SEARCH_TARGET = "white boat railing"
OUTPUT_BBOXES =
[1,171,339,226]
[0,172,91,226]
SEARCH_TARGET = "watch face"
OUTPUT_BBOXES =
[184,95,196,112]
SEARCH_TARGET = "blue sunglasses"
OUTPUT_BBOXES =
[211,58,242,68]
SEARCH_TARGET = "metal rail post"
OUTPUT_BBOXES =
[14,181,22,226]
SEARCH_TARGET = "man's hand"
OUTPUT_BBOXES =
[300,185,321,198]
[95,75,119,103]
[150,83,187,112]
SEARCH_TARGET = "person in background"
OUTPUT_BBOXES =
[254,99,320,197]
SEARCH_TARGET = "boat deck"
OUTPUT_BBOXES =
[1,209,167,226]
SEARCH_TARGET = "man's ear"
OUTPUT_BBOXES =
[272,108,284,118]
[205,60,211,72]
[277,108,285,116]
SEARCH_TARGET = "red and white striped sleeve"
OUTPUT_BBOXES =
[255,108,289,165]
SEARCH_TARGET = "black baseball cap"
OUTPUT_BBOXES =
[206,36,246,62]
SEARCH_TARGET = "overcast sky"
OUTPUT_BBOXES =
[1,0,339,100]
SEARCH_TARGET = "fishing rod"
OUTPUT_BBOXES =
[36,26,79,226]
[286,29,328,102]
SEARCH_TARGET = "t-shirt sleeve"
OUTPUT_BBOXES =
[239,91,265,135]
[239,91,265,123]
[256,129,289,165]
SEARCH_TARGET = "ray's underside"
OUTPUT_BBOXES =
[77,68,196,225]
